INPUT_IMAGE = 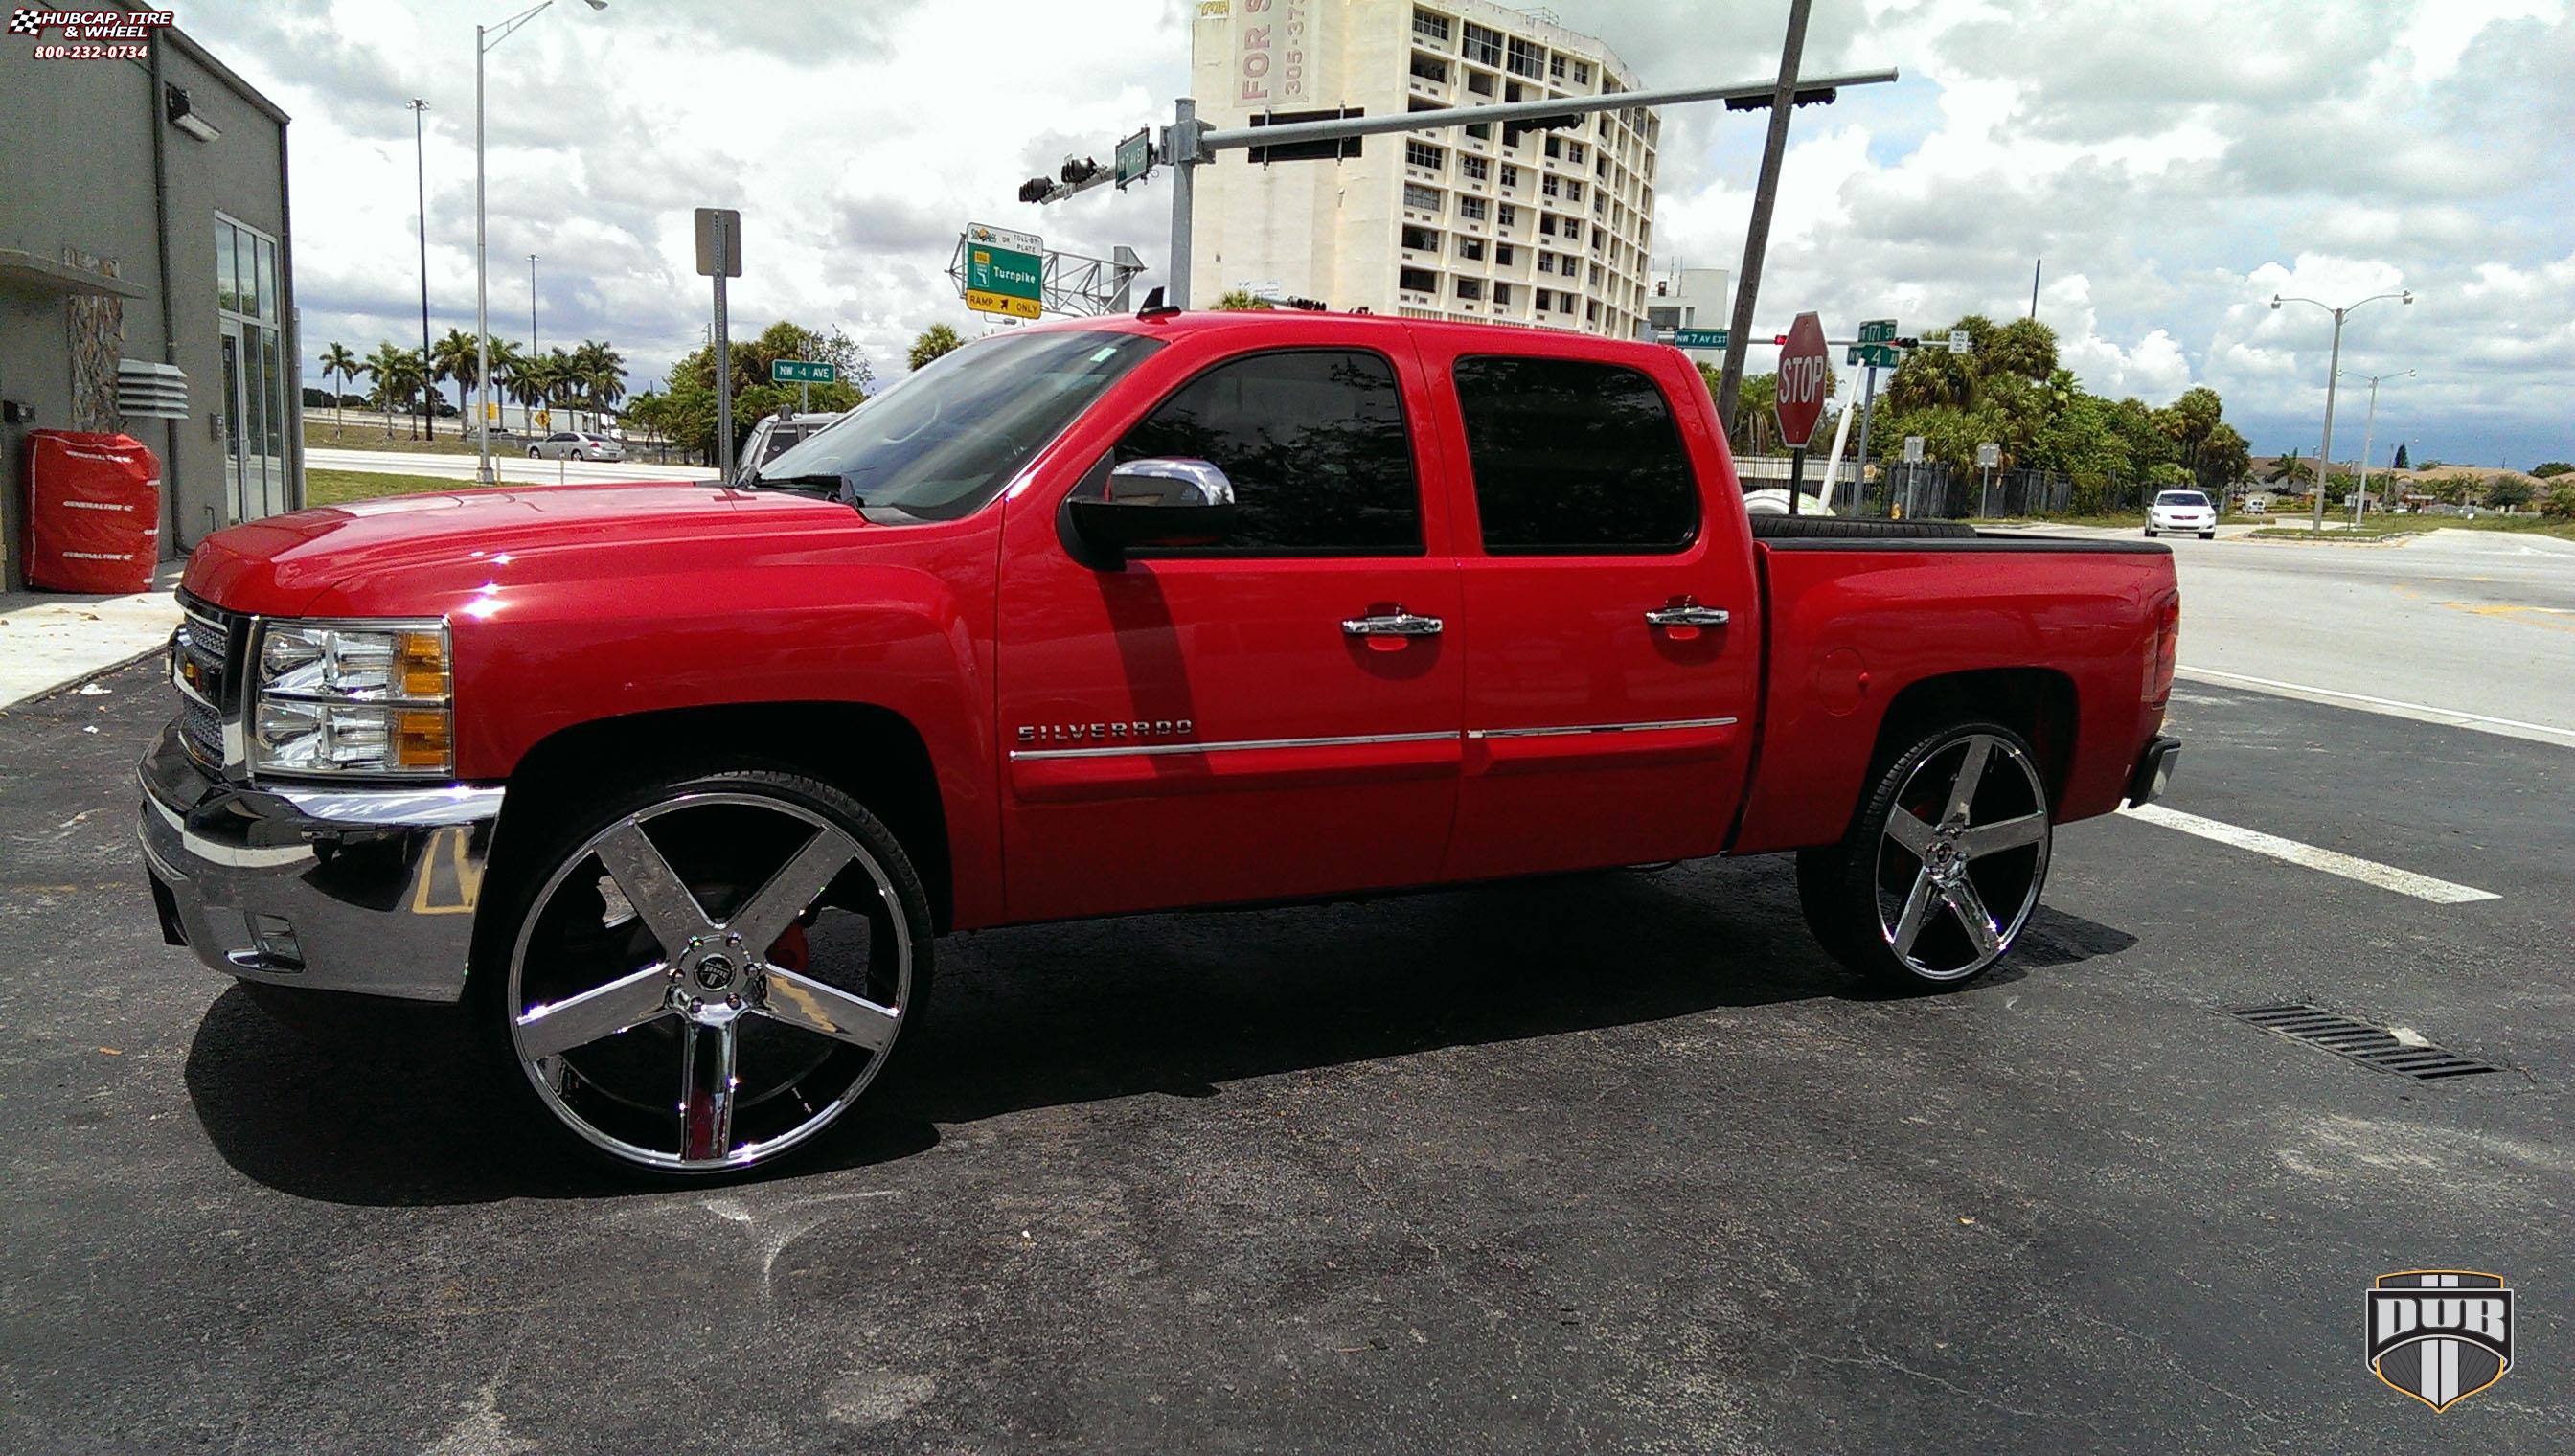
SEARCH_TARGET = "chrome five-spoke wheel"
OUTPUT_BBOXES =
[1799,721,2053,990]
[497,776,924,1174]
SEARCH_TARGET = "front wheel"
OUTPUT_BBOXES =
[2199,531,2215,539]
[471,767,931,1177]
[1797,721,2052,990]
[527,447,542,458]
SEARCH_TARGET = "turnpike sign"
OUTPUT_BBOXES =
[1774,311,1830,449]
[964,222,1044,320]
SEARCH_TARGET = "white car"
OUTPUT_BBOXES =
[527,430,624,463]
[2146,489,2216,538]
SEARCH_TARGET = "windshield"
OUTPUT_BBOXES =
[755,330,1165,517]
[2156,491,2209,508]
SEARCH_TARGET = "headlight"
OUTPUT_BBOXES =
[251,621,453,776]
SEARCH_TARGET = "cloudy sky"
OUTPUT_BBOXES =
[183,0,2574,468]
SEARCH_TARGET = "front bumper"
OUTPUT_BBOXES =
[136,721,503,1002]
[2128,735,2181,808]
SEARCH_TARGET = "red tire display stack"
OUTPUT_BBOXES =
[21,430,162,593]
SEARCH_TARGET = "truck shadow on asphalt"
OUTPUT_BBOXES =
[181,857,2134,1207]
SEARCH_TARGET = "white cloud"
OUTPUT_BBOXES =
[176,0,2575,466]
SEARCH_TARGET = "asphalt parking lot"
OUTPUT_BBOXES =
[3,659,2568,1453]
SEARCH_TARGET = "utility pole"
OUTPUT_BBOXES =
[2342,367,2411,523]
[1715,0,1813,432]
[2273,289,2412,531]
[2029,258,2041,320]
[408,99,432,442]
[529,253,539,357]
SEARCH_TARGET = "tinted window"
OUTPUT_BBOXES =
[1452,356,1699,553]
[2156,491,2208,508]
[1110,349,1420,554]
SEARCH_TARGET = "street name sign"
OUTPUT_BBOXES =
[1774,311,1830,449]
[1848,317,1902,369]
[1663,327,1729,349]
[1116,128,1155,187]
[770,360,836,385]
[964,222,1044,320]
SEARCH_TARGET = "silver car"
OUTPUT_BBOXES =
[527,430,624,462]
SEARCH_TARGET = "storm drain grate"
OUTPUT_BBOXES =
[2224,1004,2504,1081]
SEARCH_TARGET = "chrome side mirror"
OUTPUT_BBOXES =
[1067,457,1238,562]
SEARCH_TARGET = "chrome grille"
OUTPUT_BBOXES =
[172,596,243,768]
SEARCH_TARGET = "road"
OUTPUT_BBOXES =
[2017,525,2575,740]
[306,445,719,487]
[3,654,2568,1450]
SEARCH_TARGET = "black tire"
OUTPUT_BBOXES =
[2199,532,2214,539]
[468,765,933,1179]
[527,447,542,458]
[1796,719,2052,991]
[2142,527,2155,537]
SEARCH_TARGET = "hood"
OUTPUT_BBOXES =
[185,481,860,615]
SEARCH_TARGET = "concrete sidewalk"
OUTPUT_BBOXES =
[0,565,180,708]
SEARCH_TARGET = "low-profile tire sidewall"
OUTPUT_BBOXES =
[466,764,935,1178]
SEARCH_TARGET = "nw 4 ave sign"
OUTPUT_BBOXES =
[1774,311,1830,449]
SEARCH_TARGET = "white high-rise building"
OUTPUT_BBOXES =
[1187,0,1660,337]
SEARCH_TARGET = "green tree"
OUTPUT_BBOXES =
[663,320,874,461]
[318,342,359,434]
[907,323,964,372]
[361,342,424,438]
[2531,461,2573,479]
[1211,289,1269,310]
[2487,476,2536,511]
[2541,483,2575,517]
[429,330,488,432]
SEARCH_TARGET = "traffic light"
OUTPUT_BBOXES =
[1501,111,1583,144]
[1060,155,1102,186]
[1017,176,1054,203]
[1724,85,1840,112]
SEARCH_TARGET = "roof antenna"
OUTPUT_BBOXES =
[1138,286,1179,319]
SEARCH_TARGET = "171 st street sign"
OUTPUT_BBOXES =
[964,222,1044,320]
[770,360,836,385]
[1847,317,1901,370]
[1774,311,1830,449]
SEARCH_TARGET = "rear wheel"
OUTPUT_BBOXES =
[2142,527,2155,536]
[472,767,929,1177]
[1797,721,2051,990]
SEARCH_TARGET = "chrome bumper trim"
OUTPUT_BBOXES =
[136,720,502,1003]
[1469,716,1739,739]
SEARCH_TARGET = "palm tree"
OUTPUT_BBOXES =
[430,329,482,438]
[480,337,524,438]
[364,342,423,438]
[319,342,359,437]
[907,324,962,372]
[571,339,626,432]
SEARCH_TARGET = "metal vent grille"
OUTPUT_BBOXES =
[2224,1004,2503,1081]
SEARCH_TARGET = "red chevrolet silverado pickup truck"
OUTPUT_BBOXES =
[141,310,2181,1176]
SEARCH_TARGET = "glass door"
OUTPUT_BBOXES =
[220,328,245,522]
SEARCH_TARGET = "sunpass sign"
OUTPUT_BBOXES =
[963,222,1043,320]
[1774,311,1829,449]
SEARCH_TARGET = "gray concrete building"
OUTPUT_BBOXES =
[1,16,299,591]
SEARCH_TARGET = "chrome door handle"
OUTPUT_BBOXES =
[1644,605,1731,628]
[1342,610,1444,637]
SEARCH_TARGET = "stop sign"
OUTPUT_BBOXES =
[1774,311,1829,448]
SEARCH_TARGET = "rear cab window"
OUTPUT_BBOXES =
[1449,355,1699,554]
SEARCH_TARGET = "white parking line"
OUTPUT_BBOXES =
[2118,804,2499,904]
[2175,666,2575,750]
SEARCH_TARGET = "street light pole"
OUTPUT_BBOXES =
[408,99,432,442]
[473,0,605,486]
[529,253,539,357]
[2272,288,2412,532]
[2341,368,2411,523]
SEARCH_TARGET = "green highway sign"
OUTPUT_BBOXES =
[1116,128,1155,187]
[1848,317,1903,369]
[963,221,1044,320]
[770,359,836,385]
[1663,328,1729,349]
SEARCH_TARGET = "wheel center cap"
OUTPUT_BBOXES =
[693,954,736,991]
